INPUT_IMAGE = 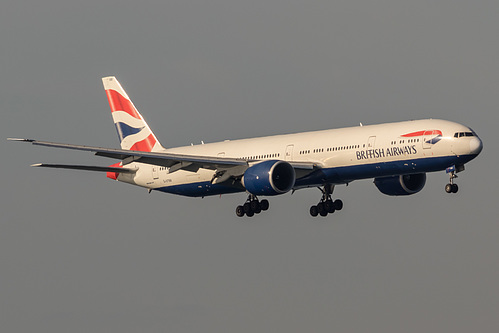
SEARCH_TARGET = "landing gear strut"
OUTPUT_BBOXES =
[445,165,462,194]
[310,184,343,217]
[236,194,269,217]
[445,171,458,193]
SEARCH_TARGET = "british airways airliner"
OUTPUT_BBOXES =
[9,77,483,217]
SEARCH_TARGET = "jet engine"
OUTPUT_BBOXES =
[242,160,296,196]
[374,173,426,196]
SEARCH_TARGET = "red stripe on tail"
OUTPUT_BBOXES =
[129,133,157,152]
[106,89,141,119]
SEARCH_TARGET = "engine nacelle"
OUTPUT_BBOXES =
[374,173,426,196]
[242,160,296,196]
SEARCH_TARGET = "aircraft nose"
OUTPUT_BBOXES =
[469,136,483,155]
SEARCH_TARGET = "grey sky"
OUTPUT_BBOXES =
[1,1,498,332]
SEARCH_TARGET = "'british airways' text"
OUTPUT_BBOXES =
[356,145,417,160]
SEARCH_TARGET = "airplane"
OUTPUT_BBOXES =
[9,76,483,217]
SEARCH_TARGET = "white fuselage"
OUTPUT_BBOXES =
[118,119,482,197]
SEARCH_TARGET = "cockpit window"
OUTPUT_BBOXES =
[454,132,475,138]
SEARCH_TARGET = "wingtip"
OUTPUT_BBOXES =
[7,138,34,142]
[30,163,43,167]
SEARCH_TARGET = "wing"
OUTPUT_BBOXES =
[9,138,322,178]
[9,138,247,169]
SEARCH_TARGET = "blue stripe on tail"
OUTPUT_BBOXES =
[114,122,145,142]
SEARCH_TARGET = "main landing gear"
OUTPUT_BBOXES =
[310,184,343,217]
[236,195,270,217]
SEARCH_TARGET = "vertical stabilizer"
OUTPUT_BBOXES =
[102,76,164,152]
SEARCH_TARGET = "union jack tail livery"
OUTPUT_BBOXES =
[103,76,163,152]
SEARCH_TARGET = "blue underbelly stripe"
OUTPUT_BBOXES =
[156,154,478,197]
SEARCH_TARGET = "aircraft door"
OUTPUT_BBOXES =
[152,166,159,180]
[367,136,376,149]
[285,144,294,161]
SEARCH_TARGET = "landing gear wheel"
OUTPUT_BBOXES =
[452,184,458,193]
[260,199,269,211]
[445,183,453,193]
[236,205,245,217]
[317,202,326,215]
[310,205,319,217]
[246,210,254,217]
[325,200,335,214]
[243,202,252,214]
[250,200,261,214]
[333,199,343,211]
[319,210,328,217]
[253,204,262,214]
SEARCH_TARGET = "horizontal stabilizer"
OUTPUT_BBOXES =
[31,163,136,174]
[8,138,35,142]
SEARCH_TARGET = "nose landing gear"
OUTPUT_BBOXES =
[310,184,343,217]
[445,178,458,194]
[445,165,464,194]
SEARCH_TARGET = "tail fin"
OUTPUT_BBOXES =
[102,76,164,152]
